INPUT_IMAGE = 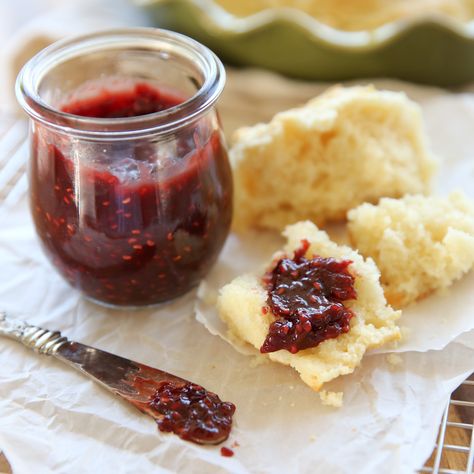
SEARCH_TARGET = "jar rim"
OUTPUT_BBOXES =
[16,28,226,140]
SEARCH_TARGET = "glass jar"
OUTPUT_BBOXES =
[16,28,233,307]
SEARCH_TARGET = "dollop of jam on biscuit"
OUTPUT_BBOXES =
[261,240,357,354]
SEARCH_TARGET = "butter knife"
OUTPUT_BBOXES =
[0,311,235,445]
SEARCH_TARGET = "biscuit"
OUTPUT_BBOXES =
[348,192,474,307]
[231,85,437,232]
[217,221,401,403]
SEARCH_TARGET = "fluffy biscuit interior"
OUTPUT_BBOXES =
[348,192,474,307]
[231,85,437,231]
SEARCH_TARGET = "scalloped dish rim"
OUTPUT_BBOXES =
[135,0,474,49]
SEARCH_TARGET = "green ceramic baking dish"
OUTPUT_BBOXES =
[135,0,474,86]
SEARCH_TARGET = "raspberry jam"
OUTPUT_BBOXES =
[61,82,183,118]
[261,240,357,354]
[220,447,234,457]
[149,381,236,444]
[29,83,232,306]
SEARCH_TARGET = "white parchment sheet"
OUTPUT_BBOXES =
[1,74,474,474]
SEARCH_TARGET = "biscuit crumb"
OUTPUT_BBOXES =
[319,390,344,408]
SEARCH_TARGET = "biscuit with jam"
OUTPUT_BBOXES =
[217,221,401,403]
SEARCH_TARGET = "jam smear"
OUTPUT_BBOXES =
[149,382,236,444]
[261,240,357,354]
[30,82,232,306]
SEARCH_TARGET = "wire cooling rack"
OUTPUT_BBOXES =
[0,116,472,474]
[421,376,474,473]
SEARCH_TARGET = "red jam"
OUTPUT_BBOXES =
[149,381,236,444]
[261,240,357,354]
[30,82,232,306]
[61,83,182,118]
[220,447,234,457]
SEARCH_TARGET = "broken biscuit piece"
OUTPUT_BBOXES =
[231,85,437,231]
[348,192,474,307]
[217,221,401,403]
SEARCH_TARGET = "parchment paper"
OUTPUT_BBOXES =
[1,74,474,474]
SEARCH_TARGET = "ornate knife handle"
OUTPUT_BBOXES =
[0,311,69,355]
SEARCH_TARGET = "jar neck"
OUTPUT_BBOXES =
[16,28,225,140]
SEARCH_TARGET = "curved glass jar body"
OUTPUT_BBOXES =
[17,29,232,307]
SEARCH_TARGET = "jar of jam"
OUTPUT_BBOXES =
[16,29,232,307]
